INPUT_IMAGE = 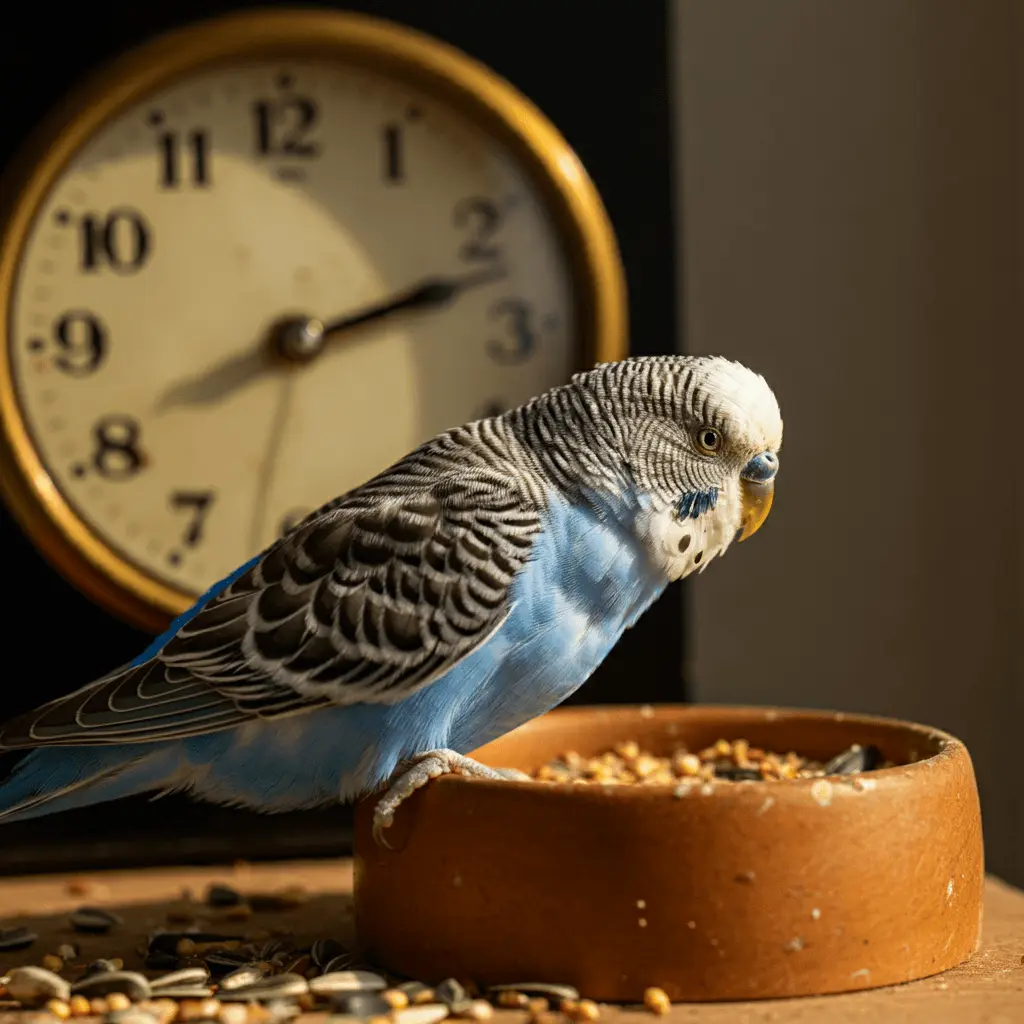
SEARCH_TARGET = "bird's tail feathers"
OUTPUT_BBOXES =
[0,744,179,824]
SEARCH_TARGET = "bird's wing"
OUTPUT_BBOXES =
[0,474,543,748]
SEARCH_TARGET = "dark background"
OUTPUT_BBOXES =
[0,1,683,873]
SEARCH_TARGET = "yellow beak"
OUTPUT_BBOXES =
[737,478,775,541]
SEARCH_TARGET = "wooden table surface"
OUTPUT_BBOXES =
[1,859,1022,1024]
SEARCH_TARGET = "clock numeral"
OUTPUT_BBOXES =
[91,415,144,480]
[73,209,152,274]
[52,311,107,376]
[454,197,502,263]
[159,129,211,189]
[383,123,403,183]
[253,97,320,158]
[487,298,537,365]
[278,508,311,537]
[169,490,215,547]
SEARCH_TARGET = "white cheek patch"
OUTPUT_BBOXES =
[637,490,741,581]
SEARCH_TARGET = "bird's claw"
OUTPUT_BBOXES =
[370,748,527,848]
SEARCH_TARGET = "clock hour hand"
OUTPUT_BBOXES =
[273,265,508,362]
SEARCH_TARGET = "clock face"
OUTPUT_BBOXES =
[7,58,578,598]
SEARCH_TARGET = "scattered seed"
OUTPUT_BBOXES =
[494,992,528,1009]
[218,1005,249,1024]
[89,997,109,1015]
[384,989,409,1010]
[329,992,392,1017]
[459,1000,493,1021]
[527,997,549,1015]
[205,884,242,907]
[218,966,268,991]
[219,973,309,1002]
[69,907,123,933]
[321,953,357,974]
[6,967,71,1005]
[109,1012,160,1024]
[68,995,91,1016]
[308,939,346,969]
[70,971,151,1001]
[107,992,132,1012]
[435,979,470,1011]
[397,982,435,1004]
[148,986,216,999]
[40,954,64,972]
[84,959,121,977]
[150,968,211,990]
[144,952,180,971]
[392,1005,450,1024]
[0,926,38,951]
[310,971,387,994]
[568,999,600,1021]
[55,944,78,961]
[45,998,71,1019]
[643,987,671,1015]
[489,983,580,1003]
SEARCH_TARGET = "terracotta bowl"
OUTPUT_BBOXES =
[353,704,983,1002]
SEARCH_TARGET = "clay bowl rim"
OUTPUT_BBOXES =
[428,703,965,802]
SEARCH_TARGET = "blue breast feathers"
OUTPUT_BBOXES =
[675,487,718,520]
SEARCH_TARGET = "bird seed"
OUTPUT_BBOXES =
[531,739,888,785]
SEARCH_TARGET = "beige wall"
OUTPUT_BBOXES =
[672,0,1023,885]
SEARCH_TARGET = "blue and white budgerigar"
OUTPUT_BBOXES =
[0,355,782,843]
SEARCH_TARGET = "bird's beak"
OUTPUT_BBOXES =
[737,479,774,541]
[737,450,779,542]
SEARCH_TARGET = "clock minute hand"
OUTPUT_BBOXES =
[274,266,508,362]
[322,266,508,337]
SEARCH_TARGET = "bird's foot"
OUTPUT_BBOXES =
[372,749,529,847]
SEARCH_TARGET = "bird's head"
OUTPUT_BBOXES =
[573,355,783,579]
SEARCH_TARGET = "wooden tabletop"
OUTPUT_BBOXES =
[1,860,1022,1024]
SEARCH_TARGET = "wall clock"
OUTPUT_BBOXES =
[0,8,626,632]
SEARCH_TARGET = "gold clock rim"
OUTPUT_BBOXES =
[0,7,629,634]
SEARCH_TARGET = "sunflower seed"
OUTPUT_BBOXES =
[259,939,295,961]
[265,1000,302,1020]
[0,927,38,951]
[70,907,123,933]
[824,744,884,775]
[434,980,470,1012]
[397,982,434,1003]
[106,1011,159,1024]
[55,944,78,961]
[143,952,180,971]
[145,986,215,999]
[217,966,268,991]
[203,950,252,974]
[321,953,358,974]
[85,960,122,977]
[488,983,580,1002]
[310,939,348,969]
[205,885,242,907]
[5,966,70,1005]
[150,967,211,990]
[328,992,391,1016]
[71,972,151,1000]
[309,971,387,995]
[218,973,309,1002]
[393,1006,451,1024]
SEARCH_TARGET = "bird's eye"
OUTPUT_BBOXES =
[696,426,722,454]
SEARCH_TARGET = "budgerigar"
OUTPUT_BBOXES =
[0,355,782,843]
